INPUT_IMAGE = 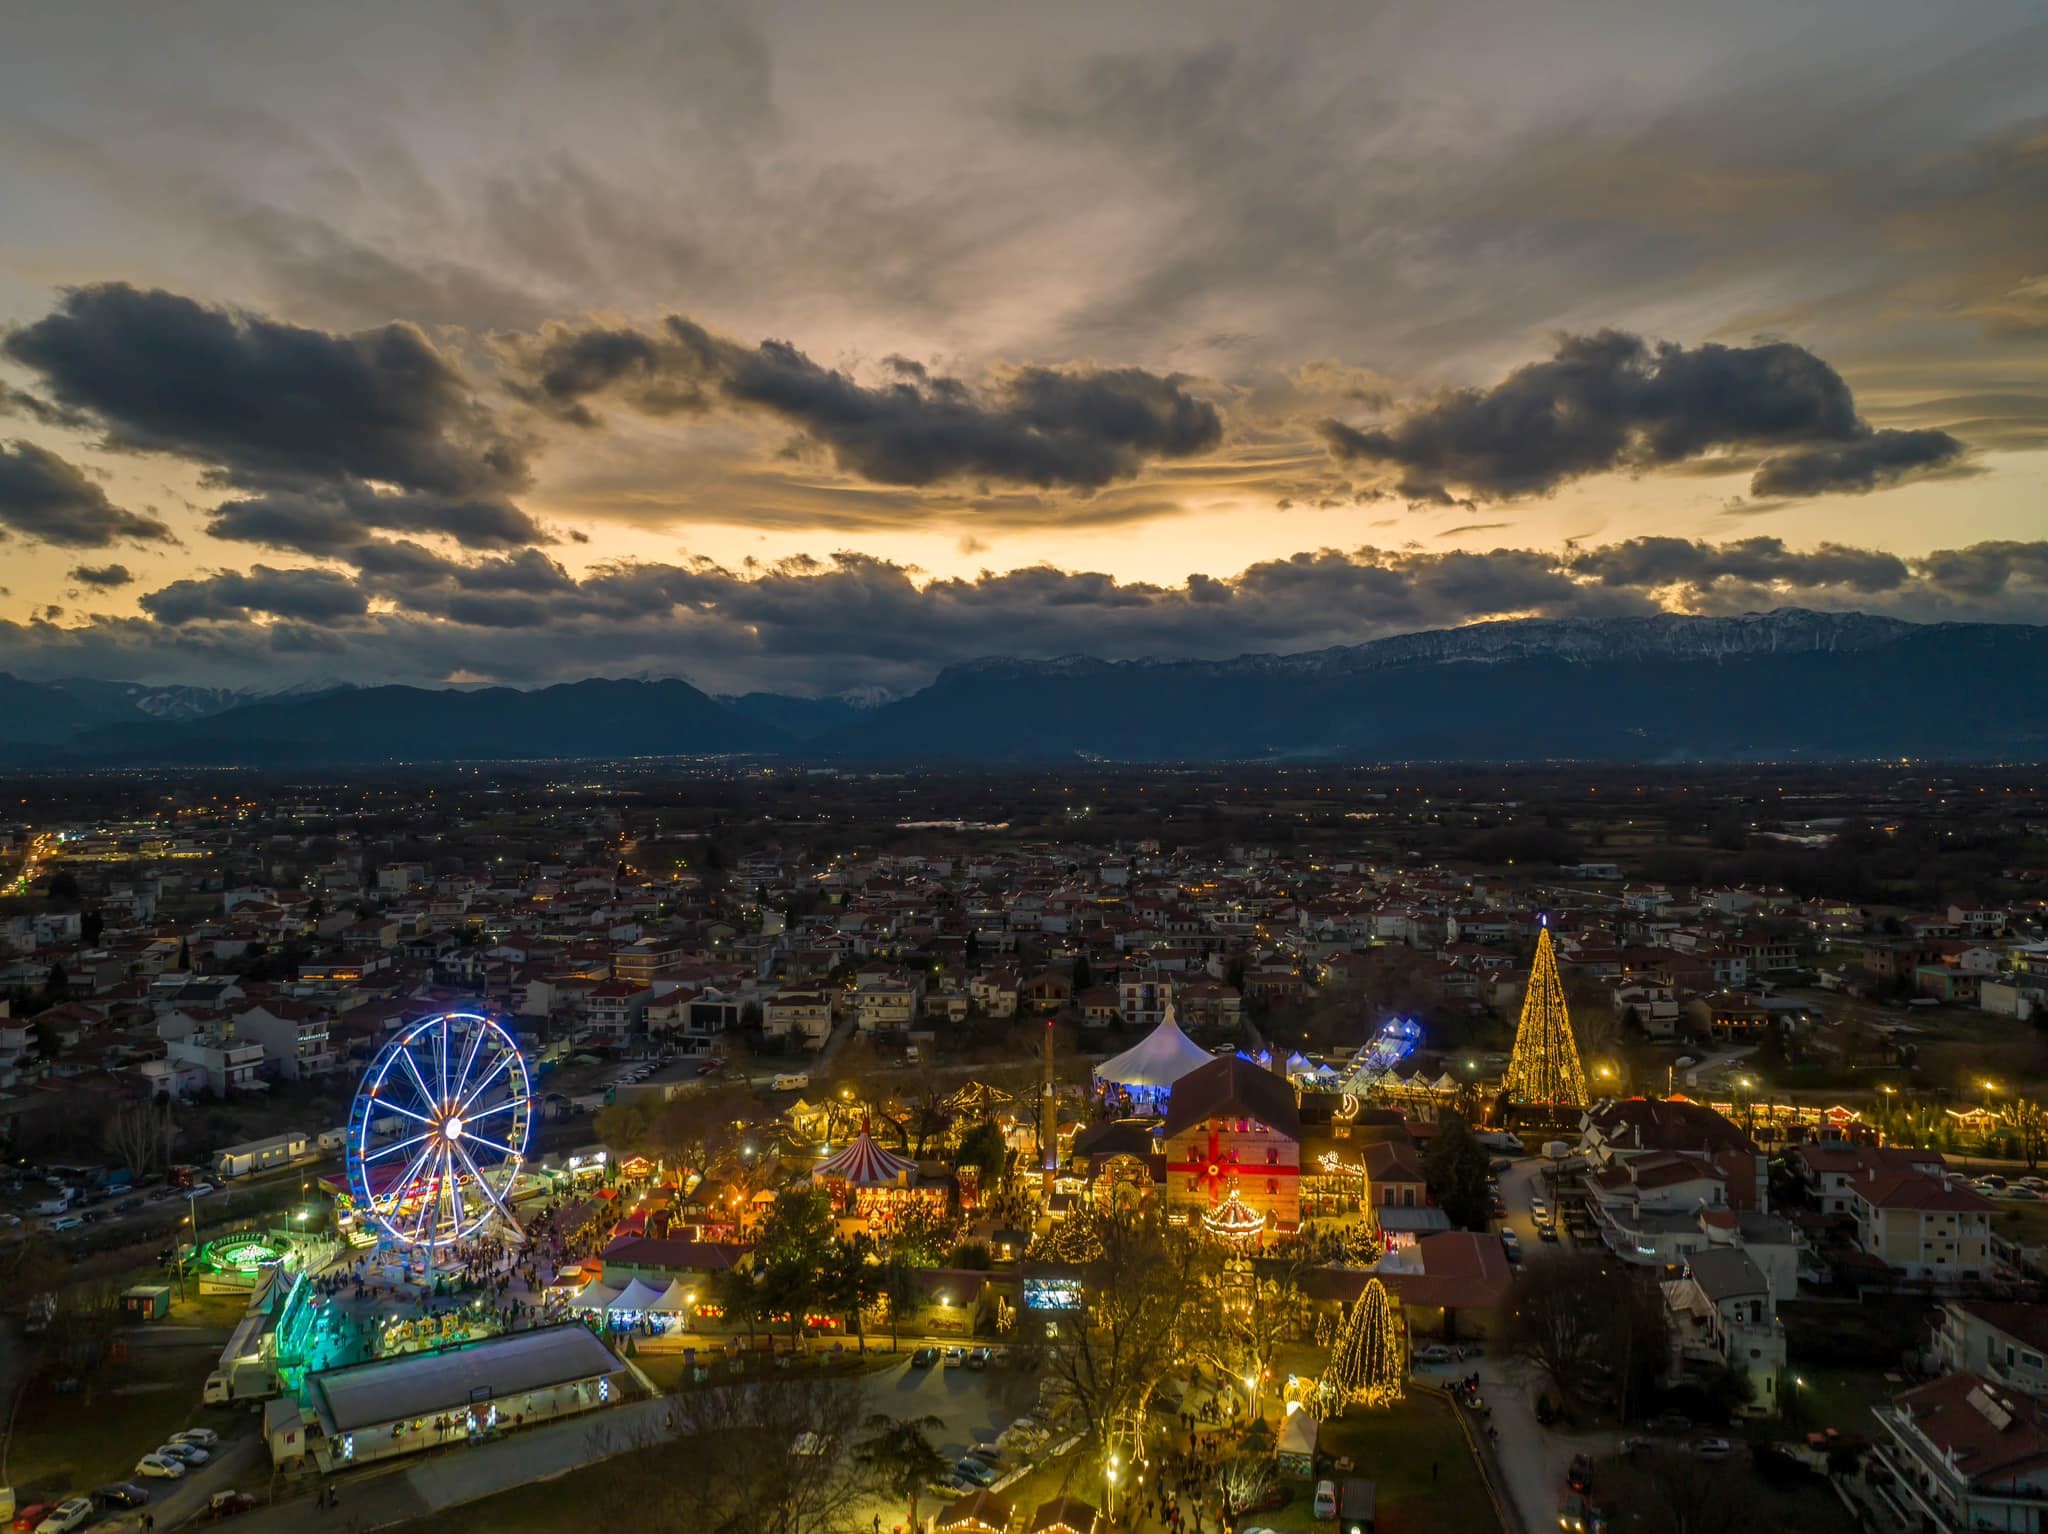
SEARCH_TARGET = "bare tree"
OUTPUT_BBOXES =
[1185,1260,1308,1408]
[1604,1446,1770,1534]
[1506,1252,1668,1422]
[2007,1099,2048,1171]
[1042,1205,1205,1463]
[102,1099,178,1177]
[597,1375,878,1534]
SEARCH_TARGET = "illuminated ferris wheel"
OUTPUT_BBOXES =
[346,1010,532,1254]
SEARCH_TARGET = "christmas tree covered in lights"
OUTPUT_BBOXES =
[1505,919,1587,1108]
[1318,1277,1403,1412]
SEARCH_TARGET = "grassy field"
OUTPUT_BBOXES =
[8,1341,223,1497]
[1784,1366,1893,1440]
[6,1288,251,1499]
[1245,1394,1500,1534]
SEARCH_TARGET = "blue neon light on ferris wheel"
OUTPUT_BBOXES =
[345,1010,532,1253]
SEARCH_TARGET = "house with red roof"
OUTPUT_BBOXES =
[1874,1372,2048,1531]
[1850,1167,1995,1284]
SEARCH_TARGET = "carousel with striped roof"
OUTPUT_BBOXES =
[811,1117,946,1231]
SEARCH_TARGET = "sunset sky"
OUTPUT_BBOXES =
[1,0,2044,695]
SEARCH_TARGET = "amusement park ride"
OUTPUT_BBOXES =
[345,1010,533,1275]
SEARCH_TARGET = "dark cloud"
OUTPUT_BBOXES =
[1751,428,1970,496]
[506,315,1223,490]
[0,384,90,430]
[0,439,175,548]
[1570,536,1912,594]
[1914,541,2048,599]
[1320,330,1965,500]
[204,485,544,554]
[68,563,135,588]
[5,283,528,497]
[139,564,371,626]
[2,535,2045,696]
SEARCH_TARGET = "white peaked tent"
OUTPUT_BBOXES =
[1094,1004,1214,1092]
[606,1278,668,1313]
[649,1278,697,1314]
[571,1279,621,1310]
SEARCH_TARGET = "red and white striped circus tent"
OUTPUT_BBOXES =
[812,1124,918,1189]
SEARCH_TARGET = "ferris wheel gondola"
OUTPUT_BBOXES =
[346,1010,532,1256]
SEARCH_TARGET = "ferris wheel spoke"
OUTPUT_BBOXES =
[364,1128,437,1164]
[436,1014,451,1105]
[403,1151,438,1245]
[455,1050,514,1115]
[458,1097,520,1125]
[452,1015,489,1104]
[380,1139,438,1213]
[453,1138,515,1227]
[397,1045,440,1115]
[374,1099,438,1130]
[461,1131,521,1160]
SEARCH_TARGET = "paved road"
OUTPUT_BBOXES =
[1411,1351,1621,1534]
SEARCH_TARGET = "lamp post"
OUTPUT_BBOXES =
[1104,1457,1120,1520]
[1243,1371,1260,1420]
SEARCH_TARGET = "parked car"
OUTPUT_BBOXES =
[942,1346,967,1365]
[1648,1412,1692,1433]
[159,1441,210,1465]
[11,1507,55,1534]
[965,1445,1003,1467]
[93,1485,151,1509]
[204,1491,260,1519]
[135,1454,186,1479]
[1568,1454,1594,1492]
[1539,1225,1560,1243]
[1415,1344,1456,1364]
[33,1500,94,1534]
[171,1427,221,1448]
[966,1346,993,1370]
[1691,1437,1735,1458]
[998,1417,1047,1452]
[48,1216,83,1232]
[910,1347,939,1368]
[187,1183,218,1198]
[952,1458,999,1488]
[1312,1480,1338,1520]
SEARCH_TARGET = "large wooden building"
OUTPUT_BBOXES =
[1162,1056,1302,1235]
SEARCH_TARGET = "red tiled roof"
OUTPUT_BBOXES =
[1892,1372,2048,1487]
[1853,1169,1994,1213]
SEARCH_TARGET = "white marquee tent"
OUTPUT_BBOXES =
[1093,1005,1214,1095]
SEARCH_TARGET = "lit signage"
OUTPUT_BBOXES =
[1023,1277,1082,1311]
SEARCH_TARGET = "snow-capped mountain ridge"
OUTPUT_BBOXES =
[940,608,1929,684]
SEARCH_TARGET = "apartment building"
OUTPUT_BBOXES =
[1850,1167,1995,1284]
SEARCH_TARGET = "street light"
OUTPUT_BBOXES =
[1243,1372,1259,1417]
[1105,1457,1120,1519]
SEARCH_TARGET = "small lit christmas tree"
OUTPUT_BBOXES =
[1028,1212,1105,1263]
[1318,1277,1403,1411]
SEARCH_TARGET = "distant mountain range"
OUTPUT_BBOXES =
[3,609,2043,765]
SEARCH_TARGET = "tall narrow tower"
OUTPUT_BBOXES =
[1505,918,1588,1107]
[1041,1016,1059,1198]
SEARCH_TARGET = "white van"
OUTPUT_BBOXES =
[1314,1479,1338,1519]
[771,1073,810,1092]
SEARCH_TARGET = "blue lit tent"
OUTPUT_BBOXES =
[1092,1004,1214,1110]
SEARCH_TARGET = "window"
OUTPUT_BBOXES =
[1266,1147,1279,1165]
[1267,1179,1277,1195]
